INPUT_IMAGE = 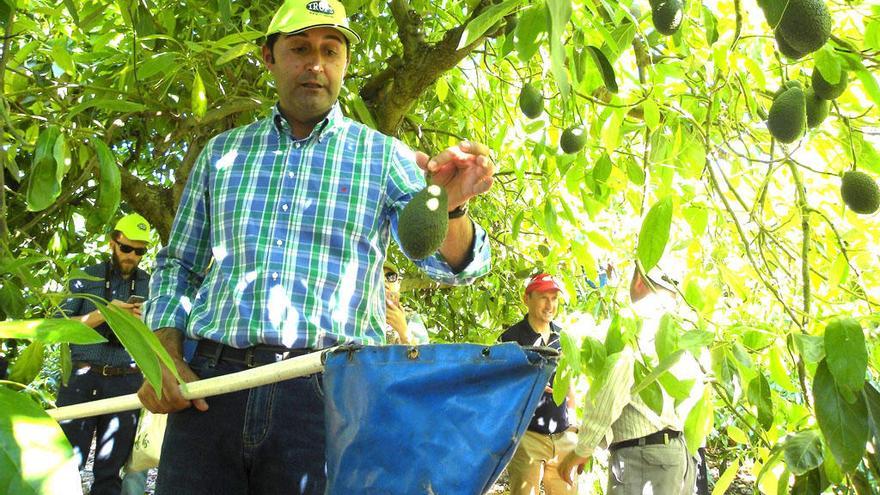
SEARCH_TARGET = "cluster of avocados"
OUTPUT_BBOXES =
[772,0,832,60]
[766,67,848,143]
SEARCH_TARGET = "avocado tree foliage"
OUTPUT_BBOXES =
[1,0,880,492]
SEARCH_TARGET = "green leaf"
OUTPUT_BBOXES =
[727,425,749,444]
[814,47,842,85]
[580,336,606,376]
[791,468,826,495]
[586,45,617,94]
[458,0,522,49]
[747,372,774,431]
[794,333,825,364]
[547,0,572,99]
[784,430,824,476]
[50,39,76,76]
[712,458,739,495]
[216,42,258,66]
[625,159,646,186]
[51,133,69,184]
[631,349,686,396]
[8,341,45,385]
[515,3,547,61]
[654,313,678,361]
[592,152,613,182]
[435,76,449,103]
[191,70,207,119]
[684,386,714,455]
[0,281,26,319]
[813,360,868,473]
[25,126,61,212]
[97,303,181,396]
[682,206,708,236]
[68,98,148,118]
[702,6,719,46]
[0,388,82,494]
[642,98,660,131]
[136,52,178,80]
[864,382,880,440]
[824,317,867,397]
[552,366,571,406]
[90,139,121,228]
[679,329,714,350]
[558,331,580,375]
[634,360,663,415]
[769,345,798,393]
[0,318,106,344]
[636,197,673,272]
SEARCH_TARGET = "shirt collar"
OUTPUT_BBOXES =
[272,103,344,143]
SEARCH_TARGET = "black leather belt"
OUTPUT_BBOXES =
[195,340,314,368]
[74,362,140,376]
[609,429,681,452]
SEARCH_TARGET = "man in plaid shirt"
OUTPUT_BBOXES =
[138,0,495,493]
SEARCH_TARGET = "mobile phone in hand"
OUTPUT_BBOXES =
[127,295,145,304]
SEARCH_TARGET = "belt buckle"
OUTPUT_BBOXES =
[662,432,669,445]
[101,365,113,376]
[244,349,256,368]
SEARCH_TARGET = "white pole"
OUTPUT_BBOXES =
[48,348,331,422]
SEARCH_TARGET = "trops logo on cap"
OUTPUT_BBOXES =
[306,1,334,15]
[137,222,148,232]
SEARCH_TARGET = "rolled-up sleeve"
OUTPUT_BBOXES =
[575,349,635,457]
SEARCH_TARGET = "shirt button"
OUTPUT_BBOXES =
[293,143,300,149]
[282,204,289,211]
[272,272,279,280]
[288,172,295,179]
[276,240,283,246]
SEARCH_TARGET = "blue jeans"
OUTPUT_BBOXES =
[57,368,141,495]
[155,354,326,495]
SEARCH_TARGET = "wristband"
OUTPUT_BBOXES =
[448,203,468,219]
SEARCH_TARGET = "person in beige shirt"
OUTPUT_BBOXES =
[559,266,699,494]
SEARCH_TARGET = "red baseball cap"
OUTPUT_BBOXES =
[525,273,563,294]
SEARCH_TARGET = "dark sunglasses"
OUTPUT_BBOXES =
[116,241,147,256]
[384,271,400,283]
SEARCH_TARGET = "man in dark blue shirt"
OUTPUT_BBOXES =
[500,273,578,495]
[56,213,152,495]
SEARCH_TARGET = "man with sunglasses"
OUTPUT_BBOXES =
[56,213,153,495]
[383,261,429,345]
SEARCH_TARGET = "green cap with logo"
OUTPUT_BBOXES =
[113,213,152,243]
[267,0,360,45]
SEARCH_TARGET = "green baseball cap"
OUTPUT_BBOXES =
[266,0,360,45]
[113,213,152,243]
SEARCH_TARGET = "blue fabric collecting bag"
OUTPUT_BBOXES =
[323,343,558,495]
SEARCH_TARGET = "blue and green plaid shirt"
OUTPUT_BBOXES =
[144,104,490,349]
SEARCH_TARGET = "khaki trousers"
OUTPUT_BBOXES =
[507,429,579,495]
[607,435,696,495]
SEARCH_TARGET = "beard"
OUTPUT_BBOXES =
[111,251,137,277]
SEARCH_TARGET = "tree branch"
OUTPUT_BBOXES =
[0,4,15,244]
[363,1,497,135]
